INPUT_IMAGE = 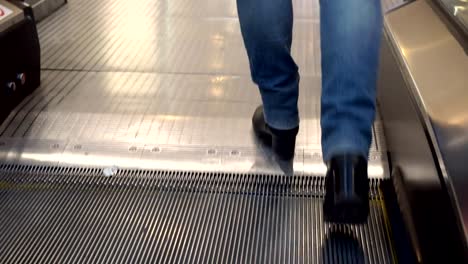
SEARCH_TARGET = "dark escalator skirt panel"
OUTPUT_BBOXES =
[0,8,40,124]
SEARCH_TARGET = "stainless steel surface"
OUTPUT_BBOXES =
[0,70,387,175]
[385,0,468,244]
[0,0,400,177]
[437,0,468,32]
[25,0,67,22]
[0,0,24,33]
[382,0,408,11]
[0,165,395,263]
[378,24,459,261]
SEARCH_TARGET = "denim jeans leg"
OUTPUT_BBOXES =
[237,0,300,130]
[320,0,383,161]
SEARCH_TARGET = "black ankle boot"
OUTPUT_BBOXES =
[252,106,299,160]
[323,154,369,224]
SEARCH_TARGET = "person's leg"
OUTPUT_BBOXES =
[320,0,382,160]
[319,0,383,222]
[237,0,300,160]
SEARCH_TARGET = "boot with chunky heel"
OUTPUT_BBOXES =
[323,154,369,224]
[252,106,299,161]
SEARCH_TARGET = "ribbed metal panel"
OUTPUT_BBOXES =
[0,0,390,177]
[0,0,396,176]
[0,165,394,263]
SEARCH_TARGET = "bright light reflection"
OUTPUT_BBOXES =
[211,87,223,98]
[18,152,385,178]
[211,76,226,83]
[454,5,466,16]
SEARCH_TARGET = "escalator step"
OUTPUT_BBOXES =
[0,165,394,263]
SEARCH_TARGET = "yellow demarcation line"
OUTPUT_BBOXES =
[0,181,15,189]
[379,188,399,264]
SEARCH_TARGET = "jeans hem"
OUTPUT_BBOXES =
[264,115,299,130]
[322,142,369,162]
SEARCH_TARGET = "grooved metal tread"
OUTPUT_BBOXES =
[0,0,393,176]
[0,165,395,263]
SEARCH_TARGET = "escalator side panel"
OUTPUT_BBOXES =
[0,3,40,125]
[378,25,468,263]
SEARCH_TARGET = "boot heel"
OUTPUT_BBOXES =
[272,133,297,161]
[252,105,299,160]
[323,154,369,224]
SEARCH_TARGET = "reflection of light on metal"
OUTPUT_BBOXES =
[158,115,183,121]
[447,114,468,125]
[104,2,160,41]
[123,19,154,39]
[368,165,385,178]
[211,76,226,83]
[18,151,385,178]
[454,5,466,16]
[211,87,223,98]
[211,62,223,70]
[19,153,221,170]
[399,36,451,56]
[303,163,327,175]
[211,34,225,47]
[401,47,407,57]
[448,133,468,147]
[303,163,385,178]
[211,34,224,41]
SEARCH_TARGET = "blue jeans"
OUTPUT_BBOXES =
[237,0,382,161]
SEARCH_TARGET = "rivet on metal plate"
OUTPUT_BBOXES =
[74,144,82,150]
[207,149,217,155]
[129,146,137,152]
[151,147,161,153]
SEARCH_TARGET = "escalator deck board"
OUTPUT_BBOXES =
[0,165,395,263]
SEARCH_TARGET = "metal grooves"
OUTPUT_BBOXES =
[0,0,390,176]
[0,71,381,148]
[0,165,394,263]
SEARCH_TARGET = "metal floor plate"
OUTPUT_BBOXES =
[0,165,395,264]
[0,0,402,176]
